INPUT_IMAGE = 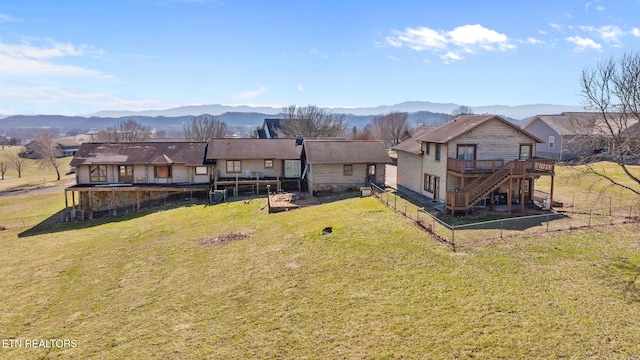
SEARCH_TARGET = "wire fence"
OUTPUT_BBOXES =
[371,184,639,250]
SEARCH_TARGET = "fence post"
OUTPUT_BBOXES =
[394,194,397,210]
[500,220,504,239]
[451,225,455,248]
[404,201,407,216]
[609,196,612,216]
[546,214,550,232]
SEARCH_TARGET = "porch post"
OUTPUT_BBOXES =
[508,178,513,213]
[520,177,525,213]
[549,175,555,210]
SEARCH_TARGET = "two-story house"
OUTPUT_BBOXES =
[394,115,555,214]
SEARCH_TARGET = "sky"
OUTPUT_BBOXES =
[1,0,640,116]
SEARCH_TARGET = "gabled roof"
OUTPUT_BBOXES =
[523,112,598,136]
[420,115,543,144]
[206,138,302,160]
[392,128,436,155]
[70,142,207,166]
[264,118,282,138]
[303,140,389,164]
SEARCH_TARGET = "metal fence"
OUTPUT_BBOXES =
[371,184,639,250]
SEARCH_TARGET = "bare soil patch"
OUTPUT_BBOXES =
[200,231,253,247]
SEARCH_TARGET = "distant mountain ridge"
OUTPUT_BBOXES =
[91,101,585,120]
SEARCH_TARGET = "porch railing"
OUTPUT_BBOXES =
[447,157,554,175]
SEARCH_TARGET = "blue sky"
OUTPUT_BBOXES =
[1,0,640,115]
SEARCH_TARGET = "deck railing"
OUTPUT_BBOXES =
[447,157,554,175]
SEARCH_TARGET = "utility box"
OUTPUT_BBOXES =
[360,187,372,197]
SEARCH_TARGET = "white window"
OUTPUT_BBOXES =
[548,136,555,149]
[195,166,207,175]
[226,160,241,173]
[284,160,301,178]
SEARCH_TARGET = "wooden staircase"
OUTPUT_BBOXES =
[446,160,526,212]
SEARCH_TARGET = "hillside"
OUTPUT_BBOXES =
[0,192,639,358]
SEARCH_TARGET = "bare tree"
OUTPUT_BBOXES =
[578,52,640,196]
[278,105,347,138]
[452,105,474,117]
[9,155,27,178]
[91,118,152,142]
[370,112,411,147]
[350,124,377,140]
[182,115,229,140]
[0,162,7,180]
[0,136,8,150]
[32,131,63,181]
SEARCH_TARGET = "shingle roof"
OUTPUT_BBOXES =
[70,142,207,166]
[524,112,598,136]
[303,140,390,164]
[420,115,543,144]
[206,138,302,160]
[392,128,436,154]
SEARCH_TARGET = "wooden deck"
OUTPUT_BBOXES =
[267,191,321,213]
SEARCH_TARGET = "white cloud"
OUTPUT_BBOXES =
[566,36,602,51]
[386,26,448,51]
[595,5,605,11]
[297,84,303,91]
[632,28,640,37]
[441,52,462,63]
[0,40,108,77]
[310,48,328,58]
[234,86,268,99]
[549,23,564,31]
[387,55,400,61]
[526,37,545,44]
[386,24,513,62]
[0,82,175,114]
[0,14,18,22]
[580,25,623,43]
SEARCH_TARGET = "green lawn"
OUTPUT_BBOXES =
[0,147,74,192]
[1,191,639,358]
[537,161,640,210]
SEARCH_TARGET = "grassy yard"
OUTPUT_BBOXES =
[0,147,75,192]
[1,192,639,358]
[537,161,640,210]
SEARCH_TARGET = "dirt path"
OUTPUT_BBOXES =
[0,180,74,198]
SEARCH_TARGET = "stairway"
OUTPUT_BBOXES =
[448,160,524,211]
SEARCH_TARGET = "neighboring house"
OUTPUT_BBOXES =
[206,138,304,192]
[394,115,555,213]
[254,118,282,138]
[302,139,389,195]
[522,112,601,160]
[65,142,210,218]
[24,135,89,159]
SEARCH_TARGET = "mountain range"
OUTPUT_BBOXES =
[90,101,585,120]
[0,101,586,139]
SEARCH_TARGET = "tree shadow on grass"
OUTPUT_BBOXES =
[17,201,206,238]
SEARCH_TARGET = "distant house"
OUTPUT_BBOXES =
[394,115,555,213]
[206,138,304,192]
[24,135,88,159]
[254,118,282,139]
[523,112,640,161]
[302,139,389,195]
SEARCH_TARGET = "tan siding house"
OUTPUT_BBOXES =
[302,140,389,194]
[394,115,556,213]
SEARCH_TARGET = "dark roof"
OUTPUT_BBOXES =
[255,129,267,139]
[206,138,302,160]
[303,140,390,164]
[264,118,281,138]
[419,115,543,144]
[392,128,436,154]
[70,142,207,166]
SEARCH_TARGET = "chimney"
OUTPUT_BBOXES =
[295,135,303,146]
